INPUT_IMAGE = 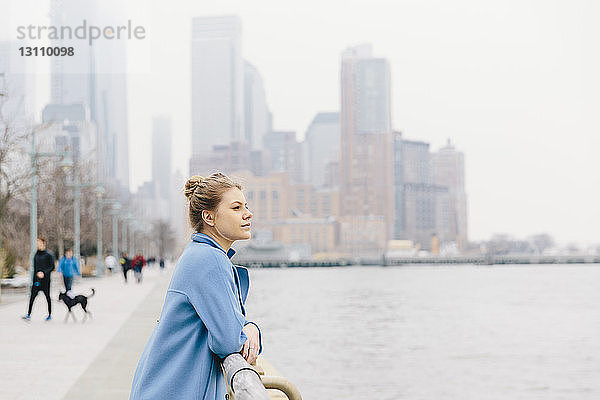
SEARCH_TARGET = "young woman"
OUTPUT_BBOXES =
[130,173,262,399]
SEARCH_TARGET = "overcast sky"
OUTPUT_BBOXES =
[4,0,600,245]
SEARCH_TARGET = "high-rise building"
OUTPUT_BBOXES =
[42,104,97,162]
[341,45,391,135]
[48,0,130,196]
[263,131,303,184]
[235,171,292,224]
[190,141,252,177]
[234,171,339,254]
[0,40,33,129]
[432,140,468,248]
[304,112,340,188]
[248,149,271,177]
[96,71,129,198]
[244,61,270,150]
[394,137,459,249]
[393,133,404,239]
[395,138,433,245]
[93,6,130,196]
[191,16,244,158]
[49,0,96,110]
[339,44,394,252]
[152,116,172,200]
[170,169,189,248]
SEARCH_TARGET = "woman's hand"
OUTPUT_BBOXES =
[241,323,260,365]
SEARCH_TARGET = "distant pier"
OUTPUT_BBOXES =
[386,254,600,266]
[234,254,600,268]
[235,259,351,268]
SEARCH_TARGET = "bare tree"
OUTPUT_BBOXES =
[486,233,534,255]
[0,91,31,243]
[152,219,175,258]
[528,233,555,254]
[0,86,46,268]
[1,198,31,270]
[75,160,101,257]
[0,86,129,273]
[37,161,73,257]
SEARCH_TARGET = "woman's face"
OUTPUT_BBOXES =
[212,187,253,243]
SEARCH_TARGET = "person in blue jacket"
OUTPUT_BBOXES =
[57,248,81,292]
[130,172,262,400]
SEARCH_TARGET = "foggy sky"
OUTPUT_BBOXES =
[3,0,600,245]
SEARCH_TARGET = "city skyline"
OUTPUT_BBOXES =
[2,0,599,245]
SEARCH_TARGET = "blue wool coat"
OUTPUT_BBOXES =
[130,233,261,400]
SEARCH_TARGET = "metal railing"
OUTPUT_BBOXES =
[260,375,302,400]
[224,354,302,400]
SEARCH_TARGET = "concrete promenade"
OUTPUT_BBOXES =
[0,265,172,400]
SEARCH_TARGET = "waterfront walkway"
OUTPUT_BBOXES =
[0,265,172,400]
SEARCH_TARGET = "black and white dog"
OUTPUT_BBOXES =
[59,288,95,322]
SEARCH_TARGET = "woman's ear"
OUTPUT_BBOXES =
[202,210,215,227]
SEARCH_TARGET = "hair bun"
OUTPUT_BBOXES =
[184,175,204,200]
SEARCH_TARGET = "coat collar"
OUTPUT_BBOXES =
[191,232,236,259]
[191,232,249,312]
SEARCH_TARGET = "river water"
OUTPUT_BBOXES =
[244,264,600,400]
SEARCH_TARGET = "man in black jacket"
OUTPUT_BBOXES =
[22,237,56,321]
[120,252,131,283]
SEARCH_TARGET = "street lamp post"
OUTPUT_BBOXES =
[94,185,106,277]
[93,189,121,277]
[142,222,152,256]
[65,163,94,264]
[29,131,38,276]
[121,213,130,256]
[73,177,80,260]
[129,220,136,256]
[110,203,121,260]
[139,222,148,256]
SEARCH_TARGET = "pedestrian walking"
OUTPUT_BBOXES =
[159,257,165,273]
[120,252,131,283]
[130,172,262,400]
[132,253,146,283]
[22,237,56,321]
[57,248,80,293]
[105,254,118,274]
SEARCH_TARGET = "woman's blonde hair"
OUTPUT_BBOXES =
[184,172,242,232]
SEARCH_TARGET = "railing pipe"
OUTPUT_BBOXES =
[260,376,303,400]
[222,353,269,400]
